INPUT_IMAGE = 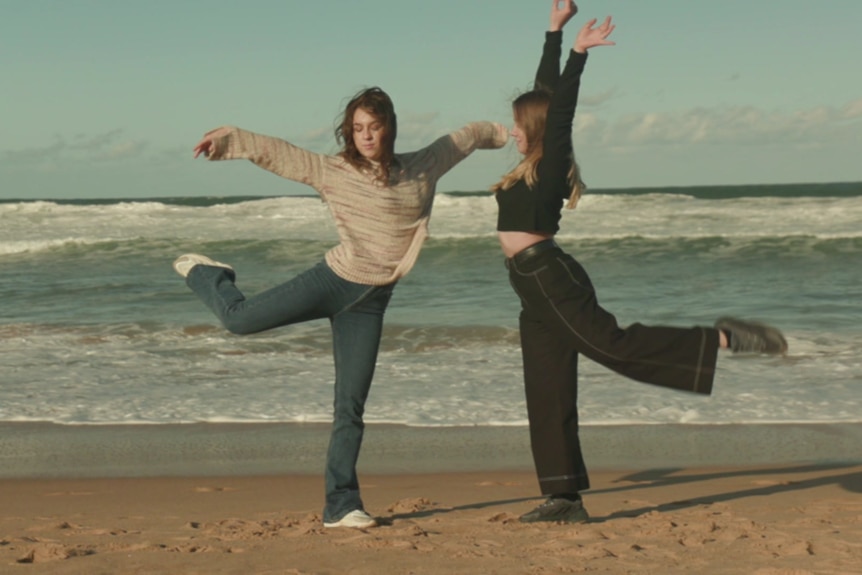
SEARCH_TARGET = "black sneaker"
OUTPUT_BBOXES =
[715,316,788,354]
[518,496,589,524]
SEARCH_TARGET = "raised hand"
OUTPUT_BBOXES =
[573,16,616,54]
[549,0,578,32]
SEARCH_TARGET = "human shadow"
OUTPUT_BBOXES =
[382,496,536,524]
[382,462,862,525]
[588,462,862,523]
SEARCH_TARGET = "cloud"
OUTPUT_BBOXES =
[579,88,619,107]
[296,126,335,149]
[2,129,148,168]
[574,98,862,149]
[148,146,190,165]
[394,111,441,149]
[3,138,66,165]
[70,129,124,152]
[93,140,148,162]
[293,111,444,152]
[842,98,862,119]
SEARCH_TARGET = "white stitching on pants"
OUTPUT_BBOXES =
[540,474,582,483]
[531,256,710,387]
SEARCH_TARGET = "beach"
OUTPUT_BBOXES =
[2,187,860,573]
[5,0,862,567]
[2,423,861,574]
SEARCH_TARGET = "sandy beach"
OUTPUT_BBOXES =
[2,423,861,574]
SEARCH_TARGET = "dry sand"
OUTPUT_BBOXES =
[1,423,860,574]
[2,466,861,574]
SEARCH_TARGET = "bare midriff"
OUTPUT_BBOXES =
[498,230,555,259]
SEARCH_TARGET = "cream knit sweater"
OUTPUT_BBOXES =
[207,123,507,285]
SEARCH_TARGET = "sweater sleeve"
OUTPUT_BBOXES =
[206,126,326,190]
[534,31,563,93]
[537,50,587,195]
[419,121,508,177]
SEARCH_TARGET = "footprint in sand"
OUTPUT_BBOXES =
[386,497,441,513]
[16,543,96,563]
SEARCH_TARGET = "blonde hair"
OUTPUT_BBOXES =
[492,90,585,209]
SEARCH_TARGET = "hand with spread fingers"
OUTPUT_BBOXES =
[574,16,616,54]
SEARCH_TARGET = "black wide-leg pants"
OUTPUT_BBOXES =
[506,240,720,495]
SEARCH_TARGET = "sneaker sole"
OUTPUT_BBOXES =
[322,519,377,529]
[716,317,788,354]
[172,254,233,279]
[519,511,589,524]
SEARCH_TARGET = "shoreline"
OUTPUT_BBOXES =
[2,421,860,479]
[3,181,860,204]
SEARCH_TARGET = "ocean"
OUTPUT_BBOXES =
[1,182,860,429]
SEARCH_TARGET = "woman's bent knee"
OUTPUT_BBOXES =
[222,317,259,336]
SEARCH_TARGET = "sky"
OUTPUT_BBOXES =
[2,0,861,199]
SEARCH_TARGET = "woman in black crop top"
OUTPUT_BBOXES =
[494,1,788,525]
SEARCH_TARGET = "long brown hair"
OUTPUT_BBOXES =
[492,89,585,209]
[335,87,397,185]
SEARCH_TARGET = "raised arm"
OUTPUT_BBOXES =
[539,16,615,191]
[534,0,578,92]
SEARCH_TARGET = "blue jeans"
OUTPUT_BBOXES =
[185,260,395,523]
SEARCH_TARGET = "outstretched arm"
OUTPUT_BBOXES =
[192,126,326,190]
[534,1,578,92]
[419,121,509,176]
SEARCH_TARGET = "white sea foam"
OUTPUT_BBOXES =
[1,191,859,427]
[0,322,858,426]
[3,194,861,257]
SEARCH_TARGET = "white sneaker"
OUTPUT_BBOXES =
[172,253,234,278]
[323,509,377,529]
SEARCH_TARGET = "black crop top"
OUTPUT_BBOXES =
[496,31,587,233]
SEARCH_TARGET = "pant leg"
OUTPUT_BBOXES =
[185,261,336,334]
[520,304,590,495]
[508,248,719,395]
[323,283,394,523]
[185,260,394,521]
